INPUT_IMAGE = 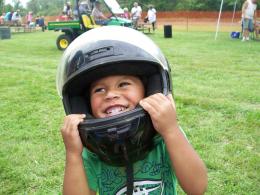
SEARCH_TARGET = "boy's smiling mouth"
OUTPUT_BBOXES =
[105,105,128,116]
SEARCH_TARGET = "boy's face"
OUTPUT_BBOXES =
[90,75,145,118]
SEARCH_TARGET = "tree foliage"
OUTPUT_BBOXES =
[26,0,64,16]
[1,0,25,15]
[0,0,4,14]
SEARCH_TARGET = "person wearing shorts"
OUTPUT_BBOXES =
[241,0,257,41]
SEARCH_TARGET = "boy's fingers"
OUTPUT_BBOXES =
[167,93,173,101]
[61,114,85,133]
[139,100,157,116]
[143,96,160,108]
[80,114,86,119]
[167,93,176,109]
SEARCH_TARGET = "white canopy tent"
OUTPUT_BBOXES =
[215,0,238,40]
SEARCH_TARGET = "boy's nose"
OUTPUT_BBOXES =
[105,90,120,100]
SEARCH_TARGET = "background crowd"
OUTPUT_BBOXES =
[55,1,157,30]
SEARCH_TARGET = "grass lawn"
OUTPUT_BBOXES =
[0,29,259,195]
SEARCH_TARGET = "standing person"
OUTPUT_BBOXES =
[63,2,72,19]
[92,0,108,25]
[0,12,5,25]
[38,16,45,32]
[4,11,10,23]
[6,11,13,25]
[26,11,33,27]
[11,9,21,26]
[57,26,208,195]
[5,11,13,25]
[123,7,130,19]
[74,0,91,19]
[131,2,142,29]
[35,15,40,26]
[79,0,91,14]
[147,4,157,31]
[241,0,258,41]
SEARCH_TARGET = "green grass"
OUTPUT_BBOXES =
[0,30,259,194]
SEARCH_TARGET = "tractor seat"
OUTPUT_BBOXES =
[81,14,101,29]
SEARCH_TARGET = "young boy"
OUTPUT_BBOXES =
[57,26,207,195]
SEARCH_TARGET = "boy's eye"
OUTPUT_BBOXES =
[119,81,130,88]
[93,87,105,93]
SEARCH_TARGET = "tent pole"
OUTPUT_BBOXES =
[215,0,224,40]
[231,0,238,25]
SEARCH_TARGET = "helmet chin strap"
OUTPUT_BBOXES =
[122,144,134,195]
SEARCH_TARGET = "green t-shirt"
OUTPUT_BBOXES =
[82,136,177,195]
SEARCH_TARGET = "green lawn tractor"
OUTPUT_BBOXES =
[48,0,132,50]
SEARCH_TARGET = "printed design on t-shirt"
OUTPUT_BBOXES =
[100,168,125,192]
[98,159,174,194]
[115,180,164,195]
[137,159,174,191]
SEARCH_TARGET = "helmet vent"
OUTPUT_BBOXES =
[67,51,85,77]
[85,46,115,63]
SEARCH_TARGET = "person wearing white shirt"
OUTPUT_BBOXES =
[147,5,156,31]
[79,1,91,14]
[92,0,108,25]
[241,0,257,41]
[131,2,142,29]
[11,9,21,26]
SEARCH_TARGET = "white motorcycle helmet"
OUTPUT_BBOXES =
[57,26,172,166]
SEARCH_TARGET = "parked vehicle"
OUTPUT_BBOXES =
[48,0,132,50]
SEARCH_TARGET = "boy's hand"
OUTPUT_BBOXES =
[61,114,85,157]
[139,93,178,138]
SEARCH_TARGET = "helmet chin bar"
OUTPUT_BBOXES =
[78,108,150,194]
[78,106,156,167]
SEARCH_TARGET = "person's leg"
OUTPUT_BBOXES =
[249,19,253,31]
[95,20,102,25]
[248,19,254,40]
[245,29,249,40]
[136,18,140,29]
[242,18,249,41]
[133,19,138,29]
[95,20,108,26]
[102,20,108,26]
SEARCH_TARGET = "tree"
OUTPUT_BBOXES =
[27,0,64,16]
[0,0,4,14]
[12,0,23,10]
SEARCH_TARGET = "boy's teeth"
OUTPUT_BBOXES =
[106,106,126,115]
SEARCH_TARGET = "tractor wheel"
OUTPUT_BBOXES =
[56,34,72,50]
